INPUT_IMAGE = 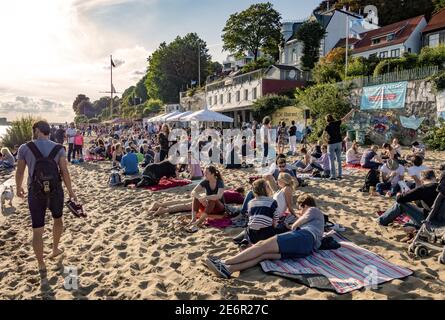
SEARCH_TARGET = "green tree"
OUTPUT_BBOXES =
[74,115,88,124]
[434,0,445,12]
[1,116,37,148]
[296,20,326,70]
[72,94,89,115]
[222,2,282,61]
[207,61,223,77]
[145,33,212,103]
[252,94,294,121]
[295,83,351,140]
[241,56,275,73]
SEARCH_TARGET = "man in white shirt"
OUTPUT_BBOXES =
[376,159,405,197]
[406,155,429,188]
[66,122,77,162]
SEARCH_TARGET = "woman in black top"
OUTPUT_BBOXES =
[323,110,354,180]
[158,124,170,162]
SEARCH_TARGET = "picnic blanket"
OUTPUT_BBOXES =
[196,211,233,229]
[296,173,322,180]
[260,233,412,294]
[377,211,411,225]
[144,178,192,191]
[84,156,105,161]
[343,163,367,170]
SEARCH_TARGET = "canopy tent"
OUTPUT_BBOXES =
[182,107,234,123]
[165,110,194,122]
[145,113,167,122]
[157,110,183,122]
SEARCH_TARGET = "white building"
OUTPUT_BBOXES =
[350,15,427,59]
[279,8,379,68]
[206,65,308,126]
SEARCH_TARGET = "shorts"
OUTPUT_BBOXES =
[28,187,64,229]
[276,229,315,259]
[246,226,276,244]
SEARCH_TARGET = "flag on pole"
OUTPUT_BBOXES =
[349,18,365,39]
[111,57,116,68]
[112,84,117,93]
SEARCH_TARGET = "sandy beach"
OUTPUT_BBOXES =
[0,151,444,300]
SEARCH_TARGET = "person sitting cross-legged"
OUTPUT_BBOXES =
[205,194,325,279]
[376,159,405,197]
[297,144,330,178]
[120,147,139,176]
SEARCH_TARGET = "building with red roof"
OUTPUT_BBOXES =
[422,8,445,48]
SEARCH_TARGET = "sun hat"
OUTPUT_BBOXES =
[387,159,399,171]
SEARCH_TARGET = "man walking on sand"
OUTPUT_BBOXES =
[15,120,78,271]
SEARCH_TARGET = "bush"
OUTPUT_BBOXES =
[313,62,343,84]
[347,57,369,77]
[252,94,294,121]
[88,118,100,124]
[295,83,351,142]
[145,99,163,114]
[431,70,445,92]
[373,53,419,76]
[424,119,445,150]
[418,45,445,67]
[74,115,88,124]
[1,116,38,148]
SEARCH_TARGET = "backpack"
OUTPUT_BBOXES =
[27,142,63,200]
[109,171,122,187]
[360,168,380,192]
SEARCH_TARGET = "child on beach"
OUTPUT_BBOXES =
[74,129,84,161]
[0,147,15,169]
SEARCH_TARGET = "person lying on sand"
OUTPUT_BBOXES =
[205,194,324,279]
[377,170,438,242]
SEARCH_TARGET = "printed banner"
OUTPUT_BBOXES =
[361,82,408,110]
[436,90,445,113]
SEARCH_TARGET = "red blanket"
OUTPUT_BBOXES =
[343,163,367,170]
[196,211,232,229]
[84,156,105,161]
[144,178,191,191]
[377,211,411,225]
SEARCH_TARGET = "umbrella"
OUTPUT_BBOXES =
[159,110,183,122]
[182,107,234,123]
[146,113,166,122]
[165,111,194,122]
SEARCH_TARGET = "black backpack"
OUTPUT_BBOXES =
[27,142,63,199]
[360,168,380,192]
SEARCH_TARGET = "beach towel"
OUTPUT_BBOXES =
[296,173,322,180]
[343,163,365,170]
[196,211,233,229]
[377,211,411,225]
[260,233,412,294]
[143,178,191,191]
[84,155,105,161]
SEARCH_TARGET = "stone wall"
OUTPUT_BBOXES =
[348,80,438,145]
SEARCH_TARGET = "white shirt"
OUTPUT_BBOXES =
[407,165,429,181]
[260,125,271,144]
[66,128,76,144]
[346,148,360,163]
[273,189,287,218]
[380,164,405,187]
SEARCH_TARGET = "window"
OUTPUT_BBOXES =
[372,38,381,45]
[379,51,388,58]
[227,92,231,103]
[253,88,257,100]
[220,94,223,104]
[236,91,240,102]
[209,97,212,105]
[429,33,440,47]
[244,89,249,101]
[369,53,377,59]
[387,33,395,42]
[214,95,217,105]
[390,49,400,58]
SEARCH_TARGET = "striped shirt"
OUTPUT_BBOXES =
[247,196,279,230]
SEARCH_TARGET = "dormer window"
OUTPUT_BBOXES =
[387,33,395,41]
[372,38,381,45]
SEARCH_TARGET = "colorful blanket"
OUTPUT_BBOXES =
[144,178,192,191]
[260,233,412,294]
[343,163,367,170]
[84,156,106,161]
[377,211,411,225]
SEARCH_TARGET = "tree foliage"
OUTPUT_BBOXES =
[222,2,282,61]
[1,116,37,148]
[295,83,351,140]
[295,20,326,70]
[74,115,88,124]
[145,33,212,103]
[252,94,294,121]
[424,119,445,150]
[241,56,274,73]
[315,0,435,26]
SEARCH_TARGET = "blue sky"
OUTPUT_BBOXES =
[0,0,320,122]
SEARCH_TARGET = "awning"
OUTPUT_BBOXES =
[182,107,234,122]
[165,111,194,121]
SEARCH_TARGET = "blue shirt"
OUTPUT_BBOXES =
[121,153,139,175]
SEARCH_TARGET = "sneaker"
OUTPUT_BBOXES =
[329,177,337,181]
[205,257,232,279]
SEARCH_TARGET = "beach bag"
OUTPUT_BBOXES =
[27,142,63,200]
[360,168,380,192]
[109,171,122,187]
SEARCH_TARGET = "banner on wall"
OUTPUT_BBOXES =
[360,81,408,110]
[271,106,302,126]
[400,115,425,130]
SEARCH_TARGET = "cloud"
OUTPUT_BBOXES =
[0,97,74,122]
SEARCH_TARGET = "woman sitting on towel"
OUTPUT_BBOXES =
[205,194,325,279]
[346,142,362,165]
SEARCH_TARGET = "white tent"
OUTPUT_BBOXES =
[182,107,234,123]
[146,113,165,122]
[165,110,194,122]
[157,110,182,122]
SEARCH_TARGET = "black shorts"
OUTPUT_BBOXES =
[28,187,64,229]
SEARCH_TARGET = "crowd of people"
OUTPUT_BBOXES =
[4,112,445,274]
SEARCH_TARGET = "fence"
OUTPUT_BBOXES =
[337,65,439,88]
